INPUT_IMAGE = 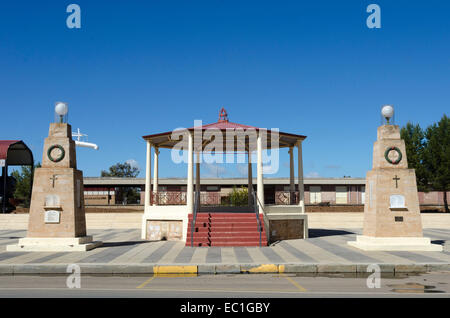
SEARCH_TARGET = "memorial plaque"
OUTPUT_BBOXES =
[45,195,60,207]
[390,195,405,208]
[44,210,60,224]
[395,216,404,222]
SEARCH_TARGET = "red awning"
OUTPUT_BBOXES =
[0,140,33,166]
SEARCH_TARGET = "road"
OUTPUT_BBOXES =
[0,272,449,298]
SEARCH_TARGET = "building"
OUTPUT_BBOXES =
[83,177,448,207]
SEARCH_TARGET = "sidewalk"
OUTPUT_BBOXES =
[2,212,450,230]
[0,228,449,275]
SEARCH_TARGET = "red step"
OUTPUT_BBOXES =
[187,231,266,238]
[186,212,267,247]
[187,241,268,247]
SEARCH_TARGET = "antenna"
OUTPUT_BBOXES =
[72,128,99,150]
[72,128,88,142]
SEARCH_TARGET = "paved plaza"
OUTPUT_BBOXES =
[0,228,449,274]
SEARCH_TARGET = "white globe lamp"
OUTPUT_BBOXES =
[55,102,69,123]
[381,105,394,124]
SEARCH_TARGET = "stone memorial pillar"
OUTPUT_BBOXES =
[8,111,102,251]
[348,107,442,251]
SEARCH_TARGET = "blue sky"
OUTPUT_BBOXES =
[1,1,449,179]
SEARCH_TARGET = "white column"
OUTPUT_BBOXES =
[289,146,295,204]
[248,150,253,206]
[196,151,200,192]
[145,141,152,207]
[257,132,264,211]
[297,140,305,213]
[153,146,159,205]
[187,132,194,214]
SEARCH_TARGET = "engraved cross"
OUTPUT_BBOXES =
[50,175,58,188]
[393,175,400,188]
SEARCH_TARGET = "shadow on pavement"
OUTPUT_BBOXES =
[431,240,446,246]
[308,229,356,238]
[100,240,148,248]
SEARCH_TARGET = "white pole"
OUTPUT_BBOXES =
[257,132,264,211]
[145,141,152,207]
[297,140,305,213]
[196,151,200,192]
[248,150,253,206]
[153,146,159,206]
[289,146,295,204]
[187,132,194,214]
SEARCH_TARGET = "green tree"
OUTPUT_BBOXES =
[101,162,139,178]
[11,163,41,207]
[101,162,140,204]
[400,122,428,191]
[229,186,249,206]
[422,115,450,213]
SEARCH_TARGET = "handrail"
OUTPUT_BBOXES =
[251,190,262,247]
[190,191,200,247]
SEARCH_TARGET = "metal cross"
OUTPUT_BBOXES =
[393,175,400,188]
[50,175,58,188]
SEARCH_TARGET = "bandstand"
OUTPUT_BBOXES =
[141,109,308,246]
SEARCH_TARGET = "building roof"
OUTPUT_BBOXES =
[0,140,33,166]
[142,108,306,150]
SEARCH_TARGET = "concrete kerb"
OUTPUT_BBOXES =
[215,264,241,274]
[426,263,450,272]
[0,263,449,275]
[12,264,68,275]
[317,264,357,273]
[281,264,317,273]
[0,264,14,274]
[356,264,395,273]
[241,264,280,274]
[394,264,428,273]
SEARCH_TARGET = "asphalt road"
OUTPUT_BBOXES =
[0,272,449,298]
